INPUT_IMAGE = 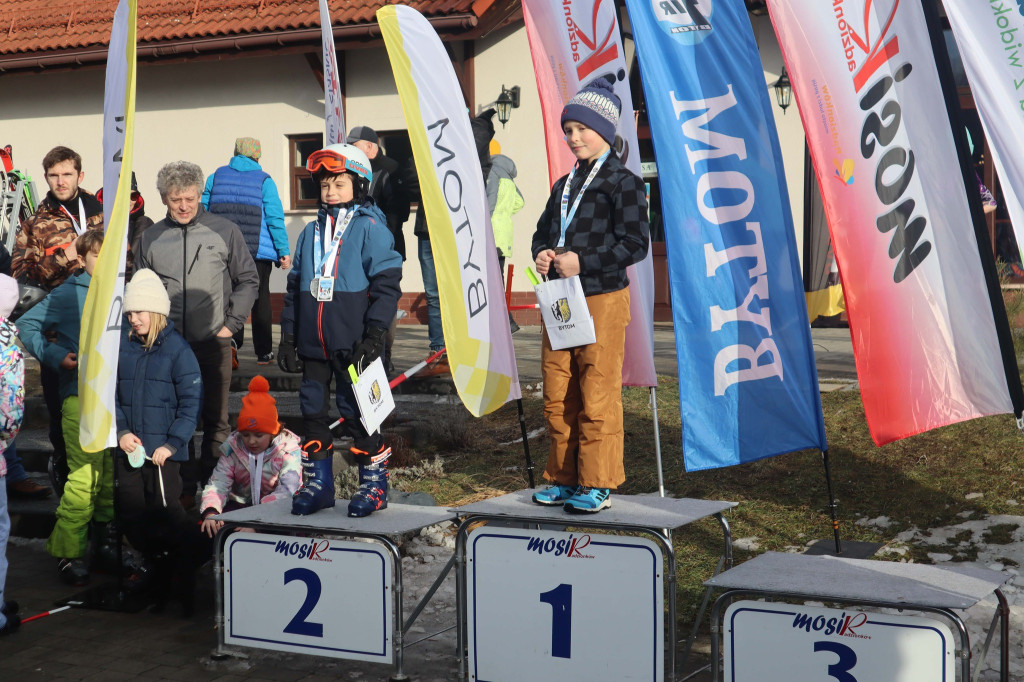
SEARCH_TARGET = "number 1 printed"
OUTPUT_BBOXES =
[539,583,572,659]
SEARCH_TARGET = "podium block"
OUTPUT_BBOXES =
[212,498,456,680]
[468,527,663,681]
[454,490,737,681]
[706,552,1012,682]
[224,532,393,662]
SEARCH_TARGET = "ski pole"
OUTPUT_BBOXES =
[20,605,73,624]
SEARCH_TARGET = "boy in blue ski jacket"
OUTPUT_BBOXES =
[18,231,116,585]
[278,143,402,517]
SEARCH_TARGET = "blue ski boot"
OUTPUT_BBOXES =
[348,445,390,518]
[291,440,336,516]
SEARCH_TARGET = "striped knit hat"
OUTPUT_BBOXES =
[560,77,621,146]
[234,137,261,161]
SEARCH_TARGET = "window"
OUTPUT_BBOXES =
[288,133,324,210]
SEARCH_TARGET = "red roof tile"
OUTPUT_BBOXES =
[0,0,482,56]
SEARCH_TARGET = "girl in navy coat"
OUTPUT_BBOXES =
[115,269,203,613]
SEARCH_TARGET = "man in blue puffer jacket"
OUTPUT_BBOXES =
[202,137,291,365]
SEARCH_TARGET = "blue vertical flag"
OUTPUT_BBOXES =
[623,0,827,470]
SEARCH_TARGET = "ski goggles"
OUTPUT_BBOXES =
[306,150,371,180]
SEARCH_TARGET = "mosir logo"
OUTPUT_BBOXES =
[274,539,332,562]
[792,611,871,640]
[833,0,932,283]
[368,379,382,405]
[563,0,620,82]
[653,0,713,43]
[526,533,595,559]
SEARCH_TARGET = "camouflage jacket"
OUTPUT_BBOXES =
[13,191,103,290]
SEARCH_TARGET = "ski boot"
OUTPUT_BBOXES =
[348,444,390,518]
[291,440,336,516]
[90,521,125,574]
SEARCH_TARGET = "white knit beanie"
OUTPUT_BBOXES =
[124,269,170,316]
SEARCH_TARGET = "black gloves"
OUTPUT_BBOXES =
[278,327,386,377]
[277,332,303,374]
[351,326,388,375]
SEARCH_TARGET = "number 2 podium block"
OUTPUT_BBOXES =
[224,532,394,663]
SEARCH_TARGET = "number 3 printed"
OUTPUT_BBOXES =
[814,641,858,682]
[283,568,325,637]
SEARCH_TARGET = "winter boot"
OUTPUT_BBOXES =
[291,440,336,516]
[90,522,125,574]
[347,445,390,518]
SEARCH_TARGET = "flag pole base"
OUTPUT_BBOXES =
[803,539,882,559]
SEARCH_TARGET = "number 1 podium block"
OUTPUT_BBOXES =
[454,491,737,681]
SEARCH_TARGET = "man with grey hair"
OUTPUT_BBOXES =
[136,161,259,504]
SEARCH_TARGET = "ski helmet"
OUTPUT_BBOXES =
[306,143,372,183]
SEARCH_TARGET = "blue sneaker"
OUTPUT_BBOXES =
[563,486,611,513]
[532,484,578,506]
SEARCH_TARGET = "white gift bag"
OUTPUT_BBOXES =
[351,357,395,434]
[535,275,597,350]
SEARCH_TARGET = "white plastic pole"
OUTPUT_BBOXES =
[650,387,665,497]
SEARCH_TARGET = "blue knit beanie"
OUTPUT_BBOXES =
[560,77,621,146]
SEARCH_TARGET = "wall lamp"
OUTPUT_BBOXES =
[774,67,792,114]
[496,85,521,127]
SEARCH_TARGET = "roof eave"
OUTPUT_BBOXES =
[0,13,479,73]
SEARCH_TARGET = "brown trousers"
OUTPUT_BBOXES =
[541,287,630,489]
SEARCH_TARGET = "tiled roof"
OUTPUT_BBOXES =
[0,1,483,56]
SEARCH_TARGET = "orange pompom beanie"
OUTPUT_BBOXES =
[237,376,280,435]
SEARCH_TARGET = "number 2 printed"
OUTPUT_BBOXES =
[283,567,325,637]
[539,583,572,659]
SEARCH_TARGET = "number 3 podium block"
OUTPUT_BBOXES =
[454,490,737,682]
[705,552,1012,682]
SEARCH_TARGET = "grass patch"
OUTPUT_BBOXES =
[983,523,1020,545]
[393,376,1024,632]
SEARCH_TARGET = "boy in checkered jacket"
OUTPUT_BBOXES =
[530,77,650,514]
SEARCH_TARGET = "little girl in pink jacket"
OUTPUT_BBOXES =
[200,376,301,537]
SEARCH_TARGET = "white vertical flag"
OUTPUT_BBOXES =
[79,0,137,451]
[944,0,1024,264]
[378,4,521,417]
[319,0,344,144]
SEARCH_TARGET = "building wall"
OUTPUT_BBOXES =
[752,14,807,271]
[0,30,554,300]
[472,23,551,294]
[0,52,326,294]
